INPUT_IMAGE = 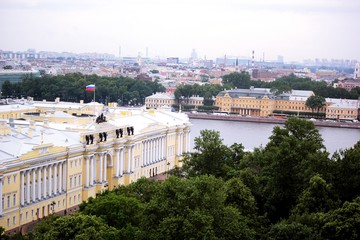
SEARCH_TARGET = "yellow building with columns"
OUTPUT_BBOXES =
[215,88,322,116]
[0,99,191,234]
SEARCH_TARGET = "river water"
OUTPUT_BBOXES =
[189,118,360,154]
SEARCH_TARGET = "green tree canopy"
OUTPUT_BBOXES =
[306,95,326,113]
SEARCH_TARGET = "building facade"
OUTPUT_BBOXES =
[145,92,204,109]
[0,100,191,234]
[215,88,318,116]
[215,87,360,120]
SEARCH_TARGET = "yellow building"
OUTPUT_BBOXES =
[215,88,320,116]
[325,98,360,120]
[0,100,191,234]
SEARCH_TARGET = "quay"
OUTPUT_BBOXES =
[187,113,360,129]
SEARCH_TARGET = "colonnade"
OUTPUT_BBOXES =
[142,135,166,167]
[177,131,191,156]
[84,152,111,187]
[20,161,67,206]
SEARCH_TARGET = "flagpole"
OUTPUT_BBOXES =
[93,83,96,117]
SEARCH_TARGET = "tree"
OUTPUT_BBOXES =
[319,197,360,240]
[292,174,339,215]
[80,193,144,231]
[182,129,231,177]
[141,175,256,240]
[222,71,251,89]
[306,95,326,113]
[261,118,329,222]
[332,141,360,202]
[1,80,12,98]
[30,214,118,240]
[267,221,314,240]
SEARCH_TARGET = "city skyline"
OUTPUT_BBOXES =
[0,0,359,62]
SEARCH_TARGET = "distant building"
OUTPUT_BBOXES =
[215,87,317,116]
[354,63,360,79]
[326,98,360,120]
[145,93,204,109]
[215,87,360,120]
[166,58,179,64]
[338,79,360,91]
[251,69,277,82]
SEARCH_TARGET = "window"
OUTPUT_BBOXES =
[7,177,10,185]
[13,194,16,206]
[69,197,72,205]
[32,209,34,217]
[13,216,16,224]
[70,177,72,188]
[20,213,22,222]
[13,175,16,183]
[26,212,28,220]
[7,218,10,227]
[7,196,10,208]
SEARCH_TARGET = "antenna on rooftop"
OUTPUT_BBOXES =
[252,50,255,68]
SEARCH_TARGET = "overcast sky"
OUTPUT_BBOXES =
[0,0,359,62]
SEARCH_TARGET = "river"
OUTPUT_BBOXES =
[189,118,360,154]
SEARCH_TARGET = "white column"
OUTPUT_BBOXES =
[127,146,131,173]
[142,142,146,167]
[152,139,155,163]
[180,133,183,154]
[161,137,164,160]
[37,168,41,200]
[85,157,89,187]
[156,138,160,161]
[177,134,181,156]
[146,141,149,165]
[20,172,24,205]
[48,165,52,196]
[62,163,66,192]
[43,166,47,198]
[99,153,103,182]
[0,178,2,215]
[26,170,30,204]
[91,157,94,185]
[187,132,191,152]
[120,148,124,176]
[131,146,134,172]
[103,154,107,182]
[32,169,36,202]
[115,149,120,177]
[54,164,58,194]
[58,163,62,192]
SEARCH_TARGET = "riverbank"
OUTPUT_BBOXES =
[186,113,360,129]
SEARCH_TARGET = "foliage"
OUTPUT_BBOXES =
[331,141,360,202]
[1,80,13,98]
[4,73,165,105]
[306,95,326,113]
[30,214,118,240]
[141,175,256,240]
[222,71,251,89]
[182,129,232,178]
